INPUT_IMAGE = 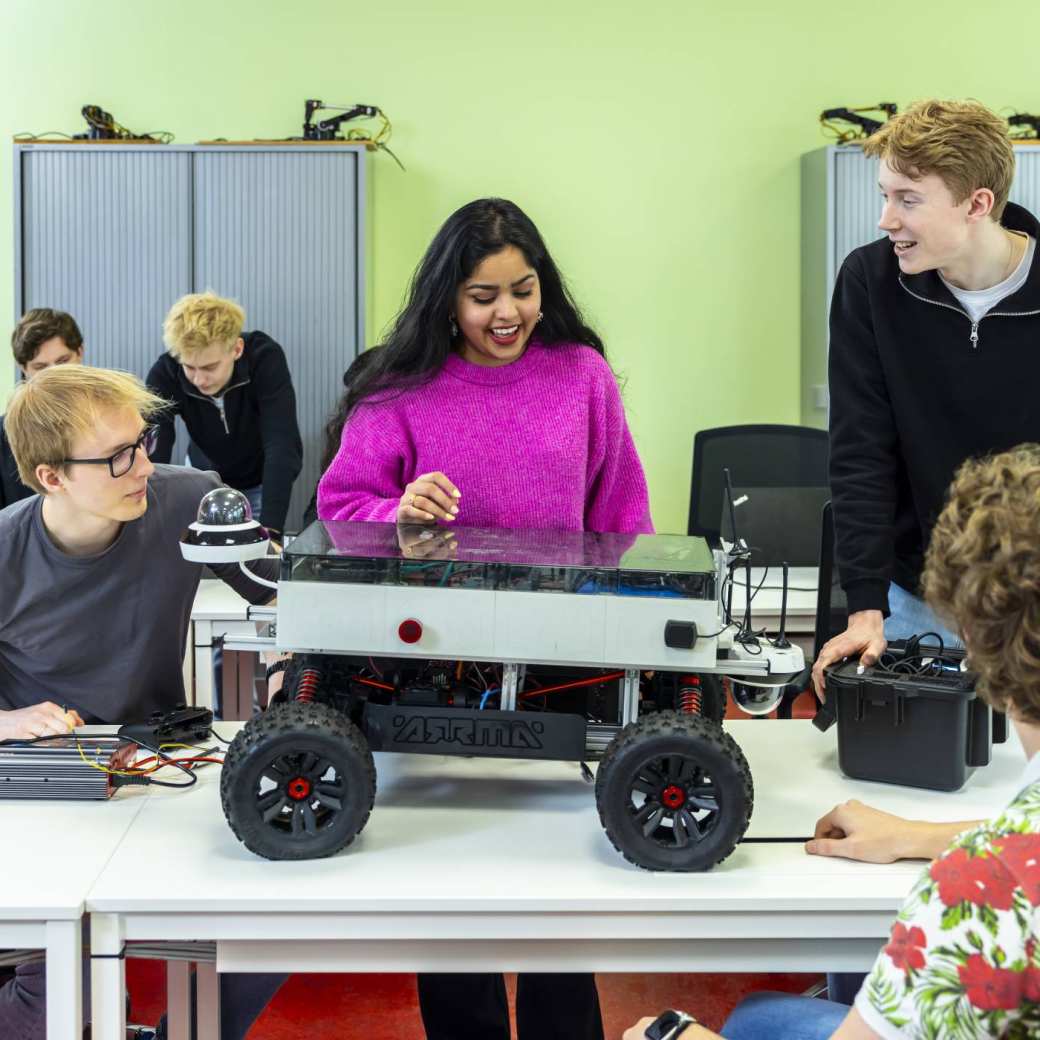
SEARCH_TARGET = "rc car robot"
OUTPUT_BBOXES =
[182,488,805,872]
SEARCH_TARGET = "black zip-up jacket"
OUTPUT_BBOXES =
[829,201,1040,616]
[0,415,34,511]
[148,330,303,533]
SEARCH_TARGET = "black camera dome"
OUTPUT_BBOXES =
[197,487,253,527]
[730,679,785,717]
[180,485,270,564]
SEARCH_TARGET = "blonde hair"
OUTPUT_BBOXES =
[864,99,1015,220]
[5,366,166,493]
[163,291,245,360]
[923,444,1040,725]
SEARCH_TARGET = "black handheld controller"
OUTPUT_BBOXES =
[118,705,214,749]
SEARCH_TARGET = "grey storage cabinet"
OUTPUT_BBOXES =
[801,143,1040,425]
[13,143,367,530]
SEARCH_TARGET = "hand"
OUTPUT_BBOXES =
[811,609,886,700]
[807,799,920,863]
[397,472,461,524]
[397,524,457,559]
[0,702,84,741]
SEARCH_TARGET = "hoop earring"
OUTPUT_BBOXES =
[449,316,459,338]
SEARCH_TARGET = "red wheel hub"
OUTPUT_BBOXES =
[287,777,312,801]
[661,784,686,810]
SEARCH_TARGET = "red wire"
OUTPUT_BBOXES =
[518,671,627,700]
[356,677,395,692]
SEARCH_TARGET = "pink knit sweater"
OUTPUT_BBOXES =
[317,341,653,534]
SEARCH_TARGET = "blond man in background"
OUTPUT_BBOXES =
[147,291,302,540]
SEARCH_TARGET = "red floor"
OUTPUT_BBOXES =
[126,962,820,1037]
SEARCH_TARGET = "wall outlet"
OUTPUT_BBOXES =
[812,384,829,410]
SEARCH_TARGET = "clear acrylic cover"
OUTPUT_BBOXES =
[282,522,717,600]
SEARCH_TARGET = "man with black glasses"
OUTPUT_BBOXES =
[0,366,285,1037]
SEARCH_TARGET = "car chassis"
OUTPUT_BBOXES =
[216,520,805,872]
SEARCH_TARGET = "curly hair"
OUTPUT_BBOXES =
[923,445,1040,724]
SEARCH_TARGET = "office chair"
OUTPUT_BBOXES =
[687,424,830,565]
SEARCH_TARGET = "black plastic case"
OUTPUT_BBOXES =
[825,645,1004,791]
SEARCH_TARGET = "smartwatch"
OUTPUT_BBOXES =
[645,1009,698,1040]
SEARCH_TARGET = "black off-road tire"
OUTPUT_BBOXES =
[595,710,752,872]
[220,701,376,860]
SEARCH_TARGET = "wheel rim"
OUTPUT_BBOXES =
[625,753,721,850]
[253,749,347,839]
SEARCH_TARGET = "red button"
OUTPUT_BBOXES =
[398,619,423,644]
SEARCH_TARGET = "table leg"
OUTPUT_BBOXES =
[196,961,220,1040]
[167,960,191,1040]
[89,913,124,1040]
[194,620,214,711]
[45,919,81,1040]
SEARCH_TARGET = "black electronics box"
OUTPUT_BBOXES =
[826,643,1006,791]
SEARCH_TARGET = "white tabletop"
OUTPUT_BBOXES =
[0,792,147,920]
[86,719,1024,917]
[190,579,254,622]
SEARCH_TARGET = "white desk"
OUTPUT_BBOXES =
[87,719,1024,1039]
[0,794,147,1040]
[189,580,259,711]
[187,567,822,707]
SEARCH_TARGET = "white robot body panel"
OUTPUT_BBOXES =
[275,581,724,670]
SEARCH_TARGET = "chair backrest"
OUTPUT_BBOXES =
[813,500,848,660]
[687,424,830,565]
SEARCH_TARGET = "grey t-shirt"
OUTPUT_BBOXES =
[0,465,276,723]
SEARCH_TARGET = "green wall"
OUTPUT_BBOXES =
[4,0,1040,531]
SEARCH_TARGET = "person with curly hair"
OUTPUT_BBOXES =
[625,445,1040,1039]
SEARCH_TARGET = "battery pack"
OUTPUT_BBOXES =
[0,732,137,800]
[827,643,1003,792]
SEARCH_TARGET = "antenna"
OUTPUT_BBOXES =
[774,561,791,648]
[742,554,754,637]
[722,467,742,553]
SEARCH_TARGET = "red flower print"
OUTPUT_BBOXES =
[930,848,1015,909]
[884,922,928,973]
[958,954,1022,1011]
[1023,965,1040,1003]
[992,833,1040,905]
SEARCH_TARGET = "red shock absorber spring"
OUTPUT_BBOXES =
[679,674,702,714]
[295,668,321,704]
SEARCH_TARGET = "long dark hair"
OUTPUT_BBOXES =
[319,198,604,468]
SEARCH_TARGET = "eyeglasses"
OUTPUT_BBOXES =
[63,425,159,478]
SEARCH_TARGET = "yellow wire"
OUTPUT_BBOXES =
[73,739,209,776]
[74,738,154,777]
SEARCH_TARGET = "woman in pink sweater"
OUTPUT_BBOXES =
[317,198,652,1040]
[317,197,651,537]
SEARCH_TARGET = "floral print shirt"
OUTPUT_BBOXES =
[856,754,1040,1039]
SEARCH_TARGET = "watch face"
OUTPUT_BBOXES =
[645,1011,682,1040]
